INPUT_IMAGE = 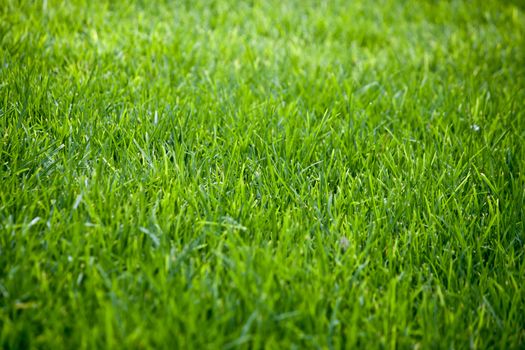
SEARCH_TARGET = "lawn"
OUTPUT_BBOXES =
[1,0,524,348]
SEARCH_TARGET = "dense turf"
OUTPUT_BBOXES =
[1,0,524,348]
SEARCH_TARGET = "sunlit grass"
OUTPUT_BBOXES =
[1,0,524,348]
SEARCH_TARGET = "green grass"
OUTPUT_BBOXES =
[1,0,524,348]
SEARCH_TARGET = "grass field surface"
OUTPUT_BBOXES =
[1,0,524,348]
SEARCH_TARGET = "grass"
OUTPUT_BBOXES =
[1,0,524,348]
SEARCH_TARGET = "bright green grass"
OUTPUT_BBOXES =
[1,0,524,348]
